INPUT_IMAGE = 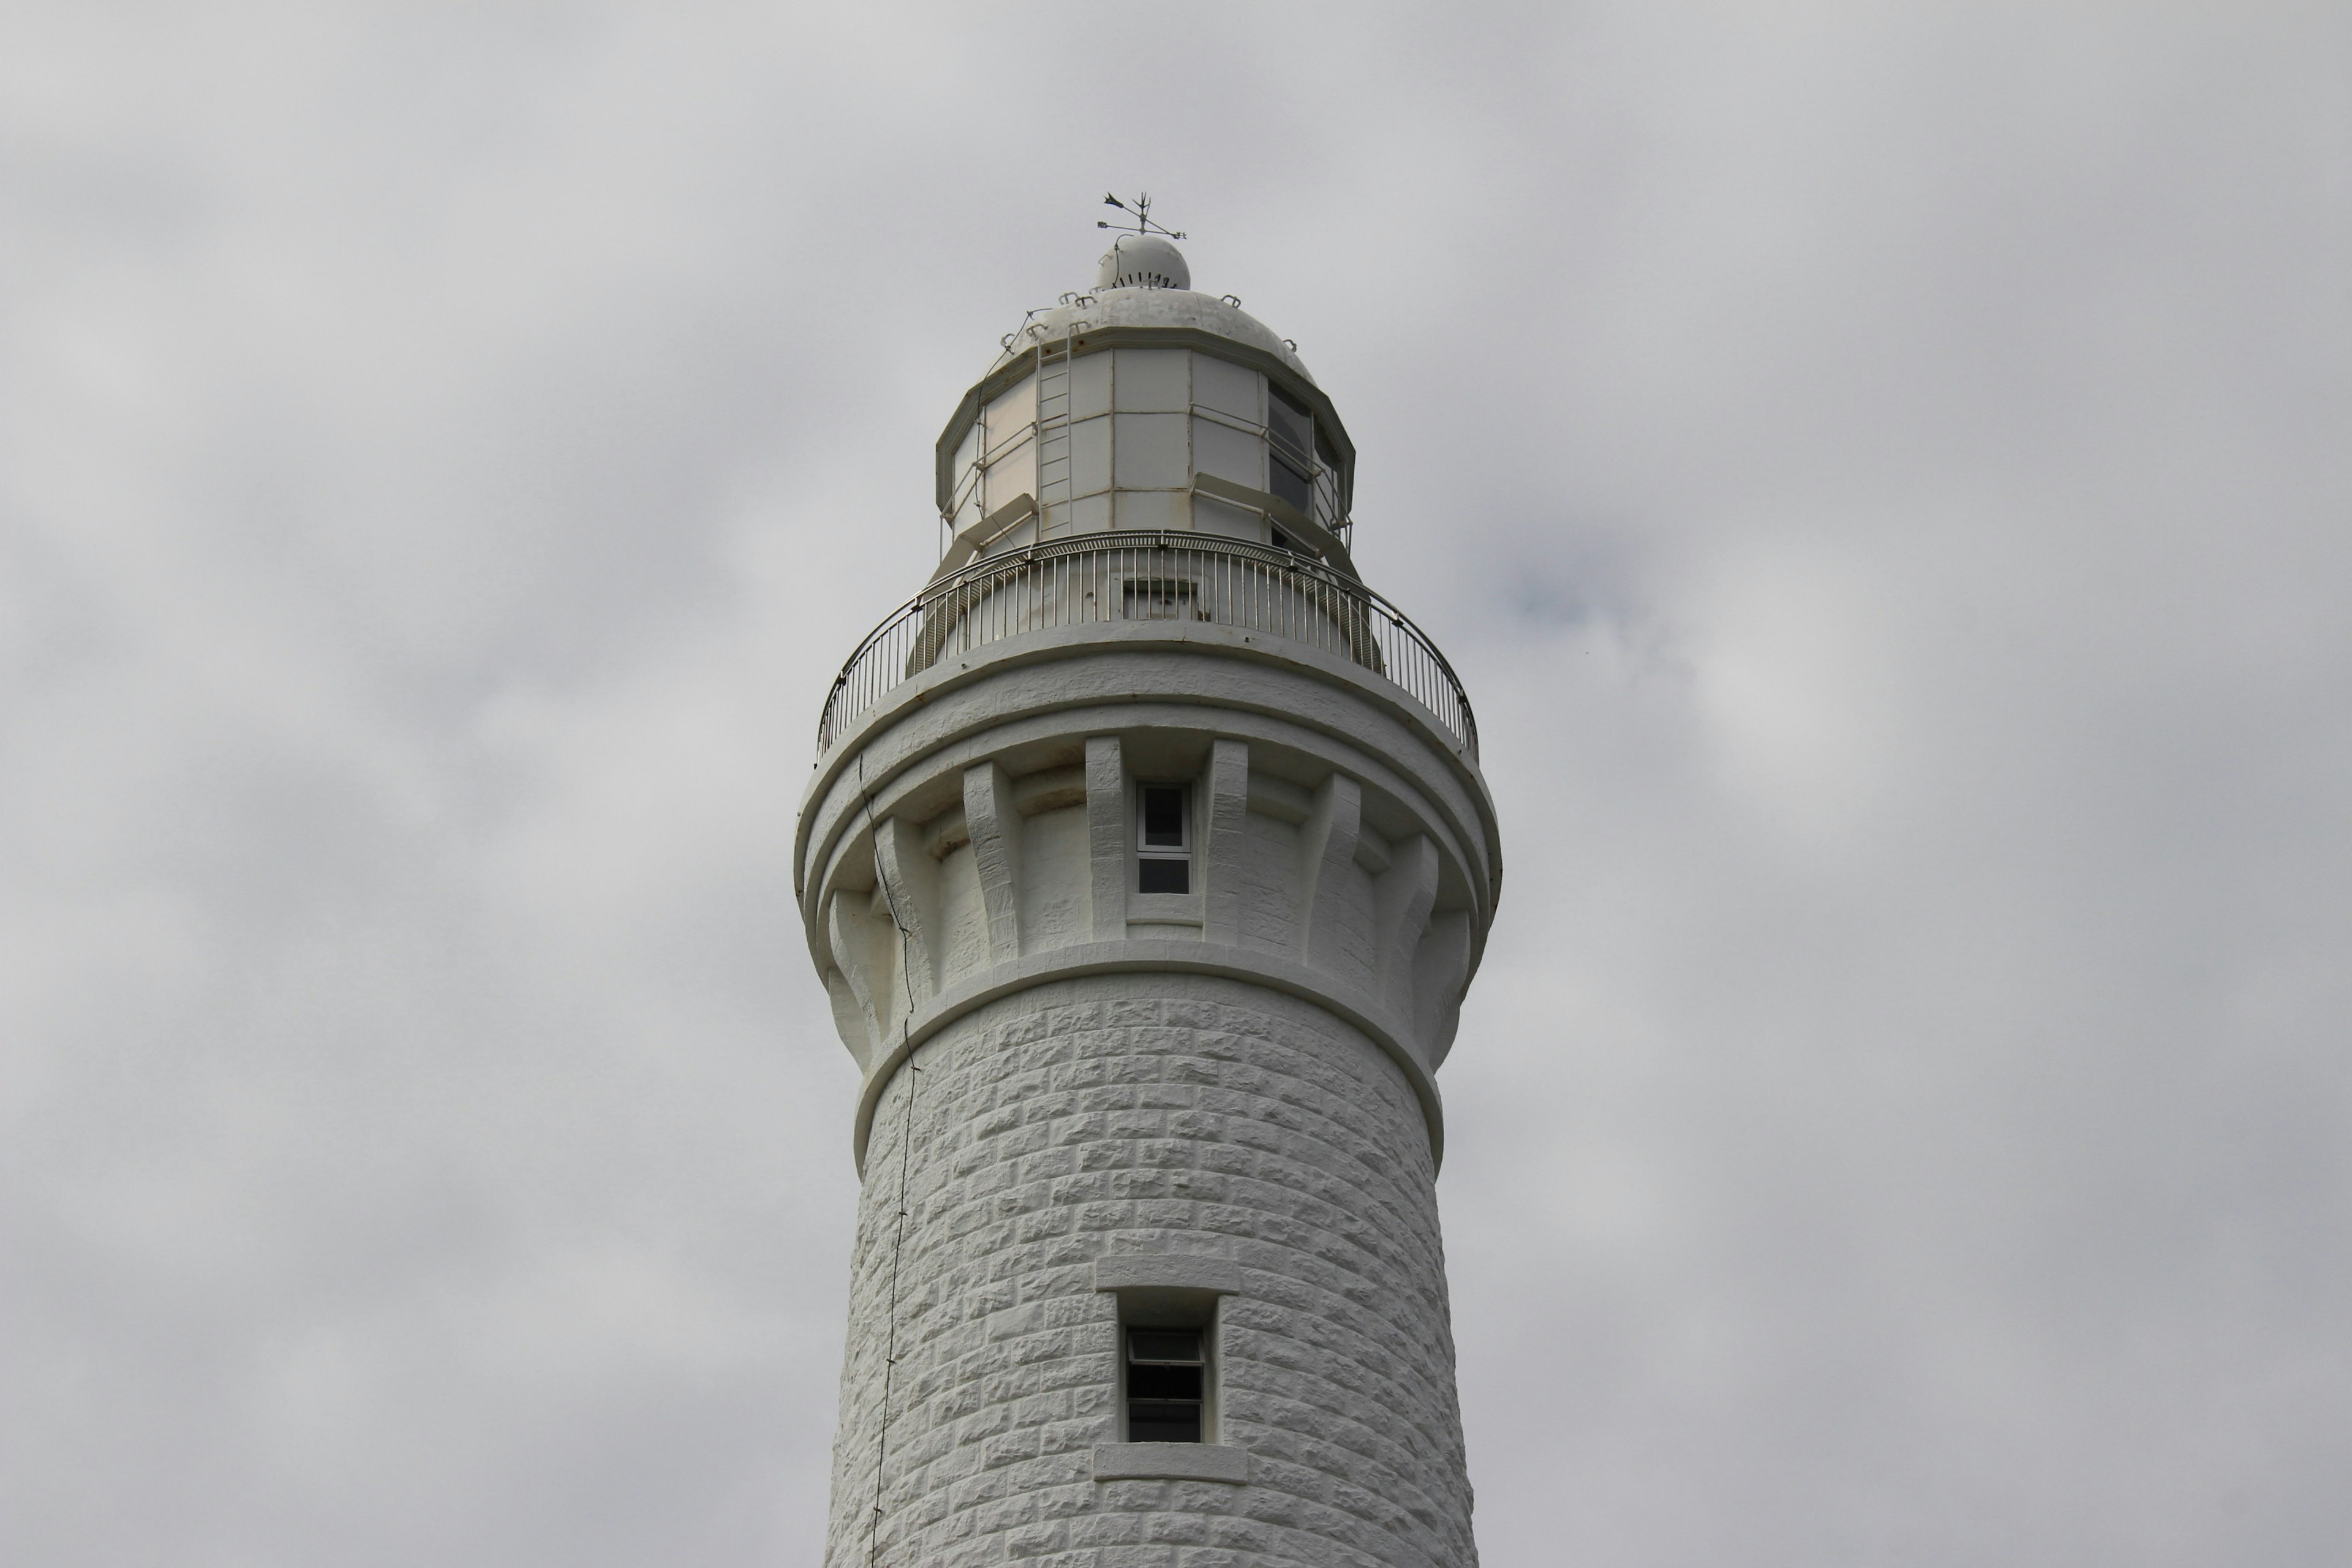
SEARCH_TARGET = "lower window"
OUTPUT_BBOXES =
[1125,1327,1205,1442]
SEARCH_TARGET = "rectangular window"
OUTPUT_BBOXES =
[1137,783,1190,894]
[1122,578,1200,620]
[1125,1327,1205,1442]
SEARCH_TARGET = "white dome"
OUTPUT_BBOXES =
[1095,233,1191,291]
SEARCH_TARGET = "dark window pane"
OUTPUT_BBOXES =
[1268,386,1312,459]
[1140,788,1185,847]
[1128,1327,1202,1363]
[1137,858,1188,894]
[1127,1403,1203,1443]
[1270,454,1311,515]
[1126,1363,1204,1401]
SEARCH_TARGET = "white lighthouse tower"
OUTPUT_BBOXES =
[795,217,1502,1567]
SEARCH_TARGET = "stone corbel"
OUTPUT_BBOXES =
[823,892,892,1070]
[1413,910,1474,1071]
[1374,834,1441,1025]
[962,761,1023,963]
[1199,739,1251,946]
[1298,771,1362,971]
[871,815,940,1005]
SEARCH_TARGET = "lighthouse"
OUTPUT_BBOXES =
[794,219,1503,1567]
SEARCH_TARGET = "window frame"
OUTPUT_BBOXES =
[1135,782,1192,895]
[1091,1256,1240,1461]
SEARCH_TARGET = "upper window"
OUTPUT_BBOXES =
[1137,784,1190,894]
[1125,1327,1205,1442]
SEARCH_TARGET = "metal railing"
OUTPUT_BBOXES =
[816,531,1478,759]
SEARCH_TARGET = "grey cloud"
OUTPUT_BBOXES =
[2,3,2347,1566]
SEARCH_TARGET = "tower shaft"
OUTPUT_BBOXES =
[797,246,1501,1567]
[831,974,1470,1566]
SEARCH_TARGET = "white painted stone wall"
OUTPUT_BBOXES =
[824,973,1476,1568]
[799,561,1501,1567]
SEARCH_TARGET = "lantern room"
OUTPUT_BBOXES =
[933,237,1360,581]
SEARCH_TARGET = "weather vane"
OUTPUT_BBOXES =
[1098,192,1185,240]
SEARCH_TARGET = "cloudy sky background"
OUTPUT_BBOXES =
[4,4,2348,1564]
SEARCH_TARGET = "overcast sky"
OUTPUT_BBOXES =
[4,4,2348,1566]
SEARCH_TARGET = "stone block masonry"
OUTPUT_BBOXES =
[824,972,1477,1568]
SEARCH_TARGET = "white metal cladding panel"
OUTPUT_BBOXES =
[1114,489,1189,531]
[1192,352,1262,422]
[1193,416,1264,489]
[982,438,1036,516]
[1063,492,1110,535]
[1113,412,1190,491]
[821,973,1477,1568]
[1112,347,1190,412]
[1069,415,1112,496]
[1071,350,1113,418]
[992,369,1037,431]
[1193,494,1265,542]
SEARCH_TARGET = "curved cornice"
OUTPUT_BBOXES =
[794,621,1502,918]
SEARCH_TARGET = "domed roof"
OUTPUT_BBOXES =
[986,238,1314,385]
[1096,234,1189,290]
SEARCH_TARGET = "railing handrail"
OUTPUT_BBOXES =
[816,530,1477,760]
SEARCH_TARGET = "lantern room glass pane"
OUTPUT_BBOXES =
[1270,453,1312,515]
[1267,385,1313,461]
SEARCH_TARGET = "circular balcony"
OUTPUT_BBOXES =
[815,531,1478,761]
